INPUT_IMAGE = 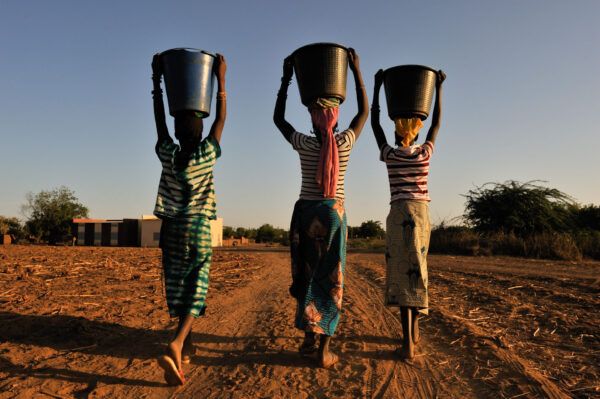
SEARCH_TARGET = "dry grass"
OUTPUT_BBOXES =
[430,227,600,261]
[347,238,386,251]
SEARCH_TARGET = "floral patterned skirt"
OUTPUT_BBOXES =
[289,199,347,336]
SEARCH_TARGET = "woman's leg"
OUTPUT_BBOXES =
[412,308,420,344]
[300,331,318,353]
[181,317,196,363]
[158,313,193,385]
[167,314,195,371]
[318,335,338,367]
[398,306,415,359]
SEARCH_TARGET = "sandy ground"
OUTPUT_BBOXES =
[0,245,598,399]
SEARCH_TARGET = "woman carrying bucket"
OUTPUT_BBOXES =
[371,66,445,359]
[151,50,226,385]
[274,45,368,368]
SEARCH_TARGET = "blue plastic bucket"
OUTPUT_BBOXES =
[161,48,216,117]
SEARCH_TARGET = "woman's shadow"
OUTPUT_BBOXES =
[0,310,253,389]
[0,311,313,390]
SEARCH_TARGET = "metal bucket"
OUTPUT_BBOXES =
[161,48,216,117]
[383,65,437,120]
[292,42,348,107]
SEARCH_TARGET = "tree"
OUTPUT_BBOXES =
[235,227,247,238]
[245,228,257,240]
[255,224,276,243]
[463,180,574,236]
[0,216,24,240]
[22,187,88,244]
[359,220,385,239]
[347,226,358,239]
[223,226,235,239]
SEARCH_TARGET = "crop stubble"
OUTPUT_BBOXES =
[0,245,598,398]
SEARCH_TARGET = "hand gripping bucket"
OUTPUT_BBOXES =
[161,48,216,117]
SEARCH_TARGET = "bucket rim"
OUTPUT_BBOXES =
[383,64,437,76]
[292,42,348,56]
[161,48,216,58]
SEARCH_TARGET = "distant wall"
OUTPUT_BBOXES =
[72,217,224,248]
[222,237,249,246]
[210,218,223,247]
[73,219,136,247]
[139,219,161,248]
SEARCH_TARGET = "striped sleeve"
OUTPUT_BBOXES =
[380,144,393,162]
[336,129,355,150]
[291,131,310,151]
[156,138,177,162]
[200,135,222,159]
[423,140,434,157]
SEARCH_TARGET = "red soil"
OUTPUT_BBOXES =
[0,245,598,398]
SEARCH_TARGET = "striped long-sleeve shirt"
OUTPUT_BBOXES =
[380,141,433,202]
[291,129,355,202]
[154,135,221,220]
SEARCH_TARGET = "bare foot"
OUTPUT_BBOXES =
[182,342,195,364]
[318,350,338,368]
[167,341,183,371]
[157,354,184,385]
[395,343,415,360]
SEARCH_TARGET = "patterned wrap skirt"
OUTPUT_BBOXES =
[160,216,212,318]
[290,199,347,336]
[385,199,430,315]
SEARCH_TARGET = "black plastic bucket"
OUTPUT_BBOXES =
[292,42,348,107]
[383,65,437,120]
[161,48,216,117]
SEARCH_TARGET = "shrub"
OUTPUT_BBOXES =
[255,224,288,245]
[347,238,386,251]
[573,230,600,260]
[21,187,88,244]
[0,216,24,240]
[429,226,587,261]
[429,224,480,255]
[463,180,575,236]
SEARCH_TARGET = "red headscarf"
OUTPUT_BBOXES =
[310,107,340,199]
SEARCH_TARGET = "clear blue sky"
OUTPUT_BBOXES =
[1,1,599,229]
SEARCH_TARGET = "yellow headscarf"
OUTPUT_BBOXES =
[394,117,423,147]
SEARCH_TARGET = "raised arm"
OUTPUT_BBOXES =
[152,53,170,143]
[425,70,446,145]
[371,69,388,150]
[347,48,369,139]
[273,56,296,143]
[208,54,227,143]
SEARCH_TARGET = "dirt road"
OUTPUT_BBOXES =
[0,246,598,398]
